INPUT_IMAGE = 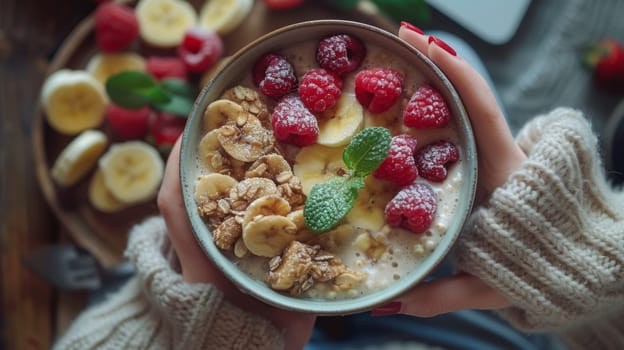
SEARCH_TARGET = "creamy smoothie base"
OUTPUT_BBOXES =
[193,35,465,300]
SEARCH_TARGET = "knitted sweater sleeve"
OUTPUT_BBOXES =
[52,217,284,350]
[454,108,624,347]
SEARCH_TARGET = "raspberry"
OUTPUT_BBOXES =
[106,104,151,140]
[94,2,139,52]
[404,85,451,128]
[253,53,297,99]
[385,183,437,233]
[354,68,403,114]
[415,141,459,182]
[373,135,418,186]
[177,28,224,73]
[146,56,188,80]
[316,34,366,76]
[271,94,319,146]
[298,68,343,113]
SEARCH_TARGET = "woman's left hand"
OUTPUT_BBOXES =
[157,139,316,349]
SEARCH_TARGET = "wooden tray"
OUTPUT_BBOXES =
[33,0,397,267]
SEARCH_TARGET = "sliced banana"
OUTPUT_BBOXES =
[286,209,316,242]
[346,176,398,231]
[198,129,227,172]
[229,178,278,202]
[51,129,108,187]
[243,215,297,257]
[217,115,274,162]
[41,69,107,135]
[86,52,147,85]
[242,195,290,228]
[202,99,247,131]
[199,0,253,35]
[99,141,164,204]
[245,154,292,183]
[195,173,238,203]
[293,144,348,195]
[136,0,197,48]
[219,85,269,124]
[88,169,128,213]
[317,93,364,147]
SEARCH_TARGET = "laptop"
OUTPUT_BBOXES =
[426,0,532,44]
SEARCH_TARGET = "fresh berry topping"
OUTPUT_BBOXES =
[177,27,224,73]
[415,141,459,182]
[316,34,366,76]
[146,56,188,80]
[106,104,151,140]
[94,2,139,52]
[403,85,451,128]
[271,94,319,146]
[298,68,343,113]
[354,68,403,114]
[149,111,187,148]
[385,183,436,233]
[253,53,297,98]
[373,134,418,186]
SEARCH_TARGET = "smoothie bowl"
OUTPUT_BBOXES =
[180,20,477,315]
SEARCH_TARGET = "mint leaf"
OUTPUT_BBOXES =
[106,71,157,109]
[304,177,365,233]
[343,127,391,177]
[153,79,197,116]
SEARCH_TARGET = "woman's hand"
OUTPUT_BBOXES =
[157,139,316,349]
[379,24,529,317]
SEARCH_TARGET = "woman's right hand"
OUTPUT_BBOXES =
[376,24,528,318]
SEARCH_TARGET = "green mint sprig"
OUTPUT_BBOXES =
[304,127,391,233]
[105,71,197,117]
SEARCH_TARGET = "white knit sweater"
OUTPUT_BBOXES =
[54,108,624,349]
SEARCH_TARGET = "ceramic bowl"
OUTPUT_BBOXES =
[180,20,477,315]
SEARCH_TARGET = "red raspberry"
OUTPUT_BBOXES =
[271,94,319,146]
[316,34,366,76]
[298,68,343,113]
[373,135,418,186]
[354,68,403,114]
[106,104,151,140]
[94,2,139,52]
[177,27,223,73]
[149,111,187,148]
[404,85,451,128]
[253,53,297,99]
[415,141,459,182]
[146,56,188,80]
[385,183,436,233]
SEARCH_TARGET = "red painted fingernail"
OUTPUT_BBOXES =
[428,36,457,56]
[371,301,402,316]
[400,21,424,35]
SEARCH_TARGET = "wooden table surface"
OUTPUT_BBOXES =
[0,1,399,349]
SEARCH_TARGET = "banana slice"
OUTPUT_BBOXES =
[229,178,278,202]
[217,115,274,162]
[136,0,197,48]
[198,129,227,172]
[41,69,108,135]
[99,141,164,204]
[346,176,398,231]
[293,144,348,195]
[199,0,253,35]
[242,195,291,228]
[243,215,297,257]
[317,93,364,147]
[286,209,316,242]
[245,154,292,183]
[51,129,108,187]
[195,173,238,203]
[203,99,247,131]
[219,85,269,124]
[88,169,128,213]
[86,52,146,85]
